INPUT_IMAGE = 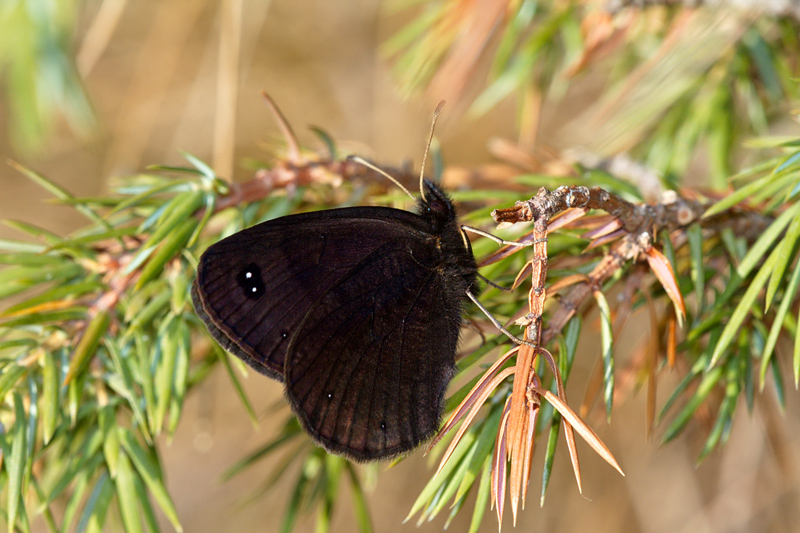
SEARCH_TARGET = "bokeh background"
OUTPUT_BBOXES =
[2,1,800,532]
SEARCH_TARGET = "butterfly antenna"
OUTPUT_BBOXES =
[419,100,446,201]
[347,156,415,201]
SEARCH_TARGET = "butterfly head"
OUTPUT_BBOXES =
[419,179,457,234]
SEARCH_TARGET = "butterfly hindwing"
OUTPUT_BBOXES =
[284,232,463,460]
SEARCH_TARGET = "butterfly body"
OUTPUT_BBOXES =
[192,179,477,460]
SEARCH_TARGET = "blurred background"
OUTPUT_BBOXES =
[1,1,800,532]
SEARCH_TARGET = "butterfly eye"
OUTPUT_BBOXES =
[429,199,449,216]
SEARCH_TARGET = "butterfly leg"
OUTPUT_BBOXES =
[460,225,529,247]
[477,272,512,291]
[465,290,537,348]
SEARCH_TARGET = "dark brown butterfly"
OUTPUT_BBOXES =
[192,175,478,461]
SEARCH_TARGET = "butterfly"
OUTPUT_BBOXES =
[191,164,483,461]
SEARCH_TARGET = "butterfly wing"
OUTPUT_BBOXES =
[191,207,442,381]
[283,231,464,461]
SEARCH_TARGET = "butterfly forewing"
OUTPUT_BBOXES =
[192,208,444,380]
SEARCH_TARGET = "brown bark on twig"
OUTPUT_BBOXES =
[492,184,774,349]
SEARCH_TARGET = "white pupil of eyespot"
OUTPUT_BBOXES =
[245,272,252,278]
[251,287,257,292]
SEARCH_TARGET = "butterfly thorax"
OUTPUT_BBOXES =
[417,179,479,294]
